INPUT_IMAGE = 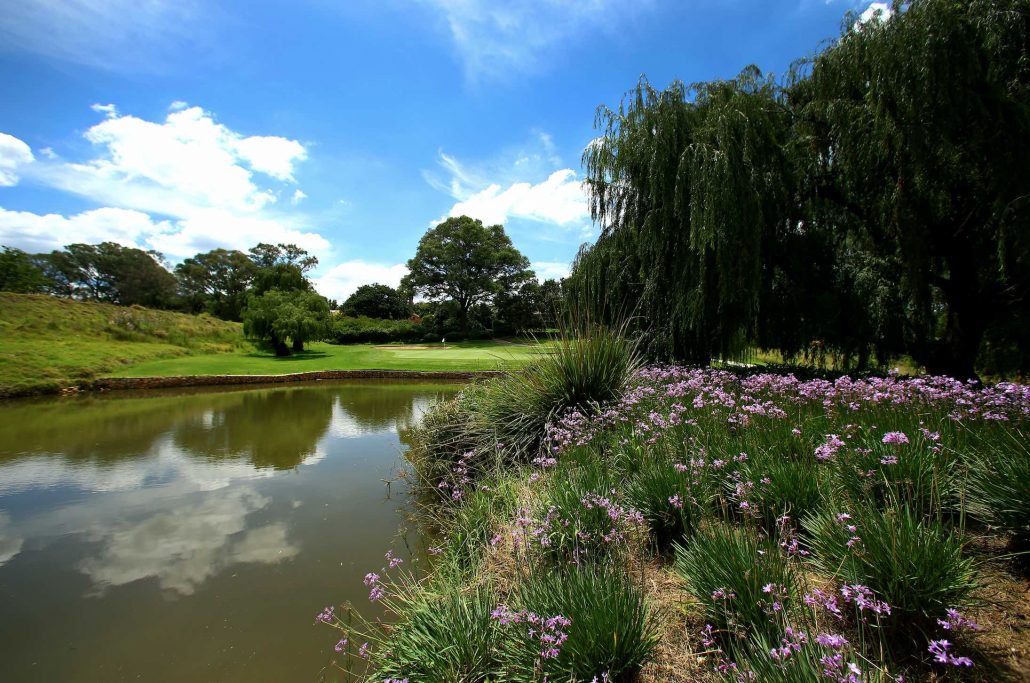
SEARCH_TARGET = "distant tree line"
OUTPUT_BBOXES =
[0,216,562,349]
[0,241,332,356]
[568,0,1030,378]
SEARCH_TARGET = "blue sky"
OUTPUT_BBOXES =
[0,0,884,300]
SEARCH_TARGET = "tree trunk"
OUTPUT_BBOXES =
[272,336,291,357]
[919,245,989,381]
[292,337,304,353]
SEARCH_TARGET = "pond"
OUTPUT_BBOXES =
[0,380,459,682]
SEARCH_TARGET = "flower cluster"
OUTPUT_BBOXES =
[490,604,572,660]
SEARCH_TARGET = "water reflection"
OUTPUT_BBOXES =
[0,381,459,683]
[79,486,298,596]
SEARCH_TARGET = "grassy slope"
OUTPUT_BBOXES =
[107,340,553,376]
[0,293,245,396]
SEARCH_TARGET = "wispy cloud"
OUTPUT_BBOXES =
[419,0,651,82]
[0,0,211,72]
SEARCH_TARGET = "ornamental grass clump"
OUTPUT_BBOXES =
[624,448,716,551]
[370,584,501,683]
[528,451,645,564]
[674,523,799,641]
[475,322,639,463]
[964,429,1030,551]
[498,566,659,683]
[834,426,958,519]
[805,504,977,635]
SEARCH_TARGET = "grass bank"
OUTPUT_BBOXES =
[316,340,1030,682]
[106,340,551,377]
[0,293,245,397]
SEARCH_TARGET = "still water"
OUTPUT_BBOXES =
[0,380,459,682]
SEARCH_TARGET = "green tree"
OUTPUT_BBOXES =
[0,246,49,293]
[573,0,1030,377]
[402,216,534,331]
[174,249,258,320]
[243,289,331,356]
[341,283,412,319]
[37,242,178,308]
[790,0,1030,378]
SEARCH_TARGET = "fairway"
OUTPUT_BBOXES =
[107,340,553,376]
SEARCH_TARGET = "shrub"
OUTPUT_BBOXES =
[804,504,977,633]
[673,524,798,640]
[744,454,824,534]
[330,315,424,344]
[498,566,659,682]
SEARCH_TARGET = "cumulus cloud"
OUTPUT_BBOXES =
[314,260,409,302]
[0,104,327,260]
[447,169,588,226]
[426,140,589,230]
[0,133,34,186]
[0,206,171,254]
[291,189,307,205]
[0,512,23,568]
[855,2,894,26]
[420,0,651,82]
[78,487,299,595]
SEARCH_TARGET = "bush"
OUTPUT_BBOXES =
[330,315,424,344]
[673,524,798,640]
[804,504,977,633]
[498,566,659,682]
[743,453,824,534]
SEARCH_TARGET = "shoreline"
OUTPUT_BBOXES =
[1,369,502,400]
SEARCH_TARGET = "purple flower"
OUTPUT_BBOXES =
[882,431,909,445]
[334,638,347,652]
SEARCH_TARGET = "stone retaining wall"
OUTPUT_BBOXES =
[88,369,503,392]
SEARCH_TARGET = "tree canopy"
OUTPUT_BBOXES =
[341,283,411,320]
[174,249,258,320]
[36,242,178,308]
[243,288,332,356]
[570,0,1030,377]
[402,216,535,330]
[0,247,48,294]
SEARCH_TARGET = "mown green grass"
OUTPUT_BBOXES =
[107,340,552,376]
[0,293,552,396]
[0,293,245,396]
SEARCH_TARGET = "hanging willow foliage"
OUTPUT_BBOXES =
[570,0,1030,376]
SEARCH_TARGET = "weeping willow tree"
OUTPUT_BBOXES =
[571,0,1030,376]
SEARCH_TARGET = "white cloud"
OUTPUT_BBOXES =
[233,135,307,182]
[314,260,409,302]
[0,206,171,253]
[0,0,207,72]
[169,100,189,111]
[531,260,570,281]
[0,104,328,260]
[426,142,589,230]
[855,2,894,26]
[291,189,308,205]
[0,133,34,186]
[90,102,118,118]
[420,0,650,81]
[447,169,588,226]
